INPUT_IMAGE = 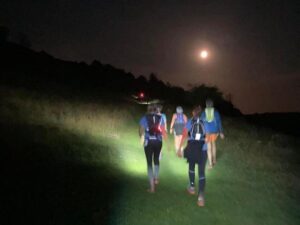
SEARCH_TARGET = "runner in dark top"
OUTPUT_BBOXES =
[178,106,207,207]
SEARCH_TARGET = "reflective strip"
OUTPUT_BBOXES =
[189,170,195,173]
[199,176,206,180]
[149,136,158,140]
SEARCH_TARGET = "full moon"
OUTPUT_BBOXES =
[200,50,208,59]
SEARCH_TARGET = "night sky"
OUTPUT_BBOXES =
[1,0,299,113]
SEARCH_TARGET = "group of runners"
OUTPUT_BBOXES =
[139,99,224,207]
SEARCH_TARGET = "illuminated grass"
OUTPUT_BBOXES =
[1,87,299,225]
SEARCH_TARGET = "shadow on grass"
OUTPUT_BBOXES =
[0,121,121,225]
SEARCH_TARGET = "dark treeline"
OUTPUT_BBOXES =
[0,39,241,116]
[246,113,300,137]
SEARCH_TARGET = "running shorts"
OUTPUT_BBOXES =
[205,133,218,142]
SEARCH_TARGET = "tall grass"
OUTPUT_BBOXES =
[1,87,136,139]
[1,86,299,225]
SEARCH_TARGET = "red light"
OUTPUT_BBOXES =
[139,92,144,98]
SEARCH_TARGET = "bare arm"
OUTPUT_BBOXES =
[139,126,144,137]
[169,114,176,134]
[139,126,145,146]
[183,114,188,123]
[160,124,168,140]
[164,117,168,131]
[216,112,225,139]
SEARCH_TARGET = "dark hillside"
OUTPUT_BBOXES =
[246,113,300,137]
[0,42,241,116]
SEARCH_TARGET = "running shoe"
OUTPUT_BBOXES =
[197,195,205,207]
[147,179,155,193]
[187,186,196,195]
[147,188,155,193]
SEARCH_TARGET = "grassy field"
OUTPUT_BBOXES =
[1,87,299,225]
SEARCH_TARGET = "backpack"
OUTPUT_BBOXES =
[146,114,162,138]
[205,108,215,123]
[188,117,205,141]
[174,113,185,135]
[175,113,185,124]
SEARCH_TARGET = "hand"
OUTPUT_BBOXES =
[177,149,182,158]
[220,133,225,139]
[170,128,173,134]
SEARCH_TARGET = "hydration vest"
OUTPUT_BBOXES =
[175,113,184,124]
[205,107,215,123]
[188,117,205,141]
[146,114,162,139]
[174,113,185,135]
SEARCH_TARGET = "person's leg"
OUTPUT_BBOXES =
[212,141,217,165]
[153,141,162,184]
[207,141,213,168]
[198,151,208,206]
[198,151,207,195]
[187,161,196,194]
[144,144,155,192]
[179,135,184,152]
[174,135,181,152]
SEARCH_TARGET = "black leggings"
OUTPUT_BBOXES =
[144,140,162,168]
[189,151,207,195]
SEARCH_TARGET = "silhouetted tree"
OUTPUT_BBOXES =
[91,60,103,68]
[0,41,241,116]
[225,93,232,103]
[0,26,9,43]
[18,32,31,48]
